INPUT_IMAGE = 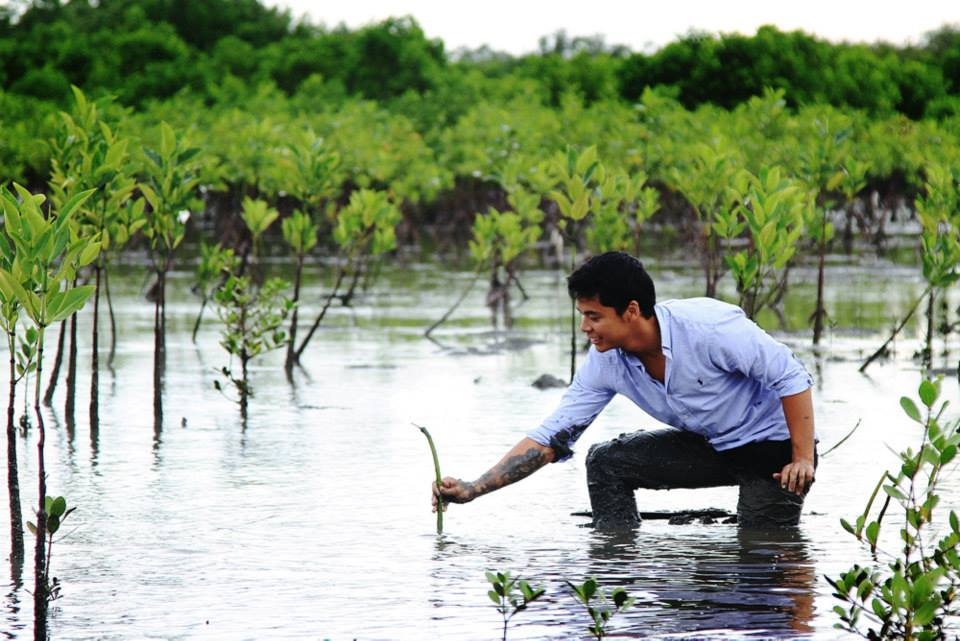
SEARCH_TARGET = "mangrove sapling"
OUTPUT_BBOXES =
[861,164,960,373]
[191,243,238,343]
[139,122,203,428]
[0,184,99,641]
[413,423,444,534]
[666,141,744,299]
[714,167,809,321]
[485,570,545,641]
[0,226,26,564]
[566,578,634,640]
[828,378,960,640]
[239,197,279,283]
[294,189,400,364]
[213,275,292,418]
[47,86,141,432]
[26,496,76,602]
[281,209,318,372]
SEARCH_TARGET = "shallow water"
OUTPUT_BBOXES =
[1,253,958,640]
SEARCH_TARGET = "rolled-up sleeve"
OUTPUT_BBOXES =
[527,349,615,462]
[708,311,812,397]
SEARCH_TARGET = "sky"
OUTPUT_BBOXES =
[268,0,960,55]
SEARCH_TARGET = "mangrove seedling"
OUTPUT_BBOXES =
[566,577,634,640]
[413,422,444,534]
[26,496,76,602]
[213,274,292,418]
[486,570,545,641]
[827,378,960,640]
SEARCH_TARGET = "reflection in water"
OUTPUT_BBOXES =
[582,527,815,638]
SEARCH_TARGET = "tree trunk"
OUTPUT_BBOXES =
[294,264,347,363]
[153,268,166,432]
[32,329,48,641]
[64,296,78,422]
[6,333,24,566]
[104,266,118,367]
[812,233,827,345]
[284,254,304,373]
[42,321,65,407]
[89,264,101,432]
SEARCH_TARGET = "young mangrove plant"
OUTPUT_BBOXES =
[0,184,99,641]
[238,196,279,281]
[191,242,238,343]
[827,378,960,640]
[861,163,960,373]
[714,166,809,321]
[213,273,292,419]
[139,122,202,428]
[566,577,634,640]
[666,140,744,298]
[26,495,76,603]
[0,222,26,566]
[413,423,444,534]
[281,209,319,372]
[485,570,546,641]
[47,86,141,430]
[293,188,399,364]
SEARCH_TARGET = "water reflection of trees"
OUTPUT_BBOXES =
[584,527,815,637]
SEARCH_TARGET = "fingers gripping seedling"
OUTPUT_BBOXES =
[413,423,443,534]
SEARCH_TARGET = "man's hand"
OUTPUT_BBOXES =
[773,459,815,496]
[432,477,476,512]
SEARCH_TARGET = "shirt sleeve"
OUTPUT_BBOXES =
[707,310,813,397]
[527,348,616,462]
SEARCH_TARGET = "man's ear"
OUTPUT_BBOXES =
[625,300,641,319]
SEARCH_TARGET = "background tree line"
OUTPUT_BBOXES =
[2,0,959,117]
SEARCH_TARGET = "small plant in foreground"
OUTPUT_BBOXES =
[827,378,960,640]
[566,577,634,640]
[486,570,545,641]
[27,496,76,602]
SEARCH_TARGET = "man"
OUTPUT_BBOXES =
[433,251,817,528]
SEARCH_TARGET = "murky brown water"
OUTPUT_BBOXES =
[1,251,958,640]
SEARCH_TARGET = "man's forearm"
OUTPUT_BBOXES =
[463,437,555,500]
[781,389,816,461]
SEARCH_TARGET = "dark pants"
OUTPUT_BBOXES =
[585,428,816,529]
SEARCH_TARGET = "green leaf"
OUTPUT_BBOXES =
[901,397,923,423]
[46,514,60,535]
[49,285,95,324]
[49,496,66,518]
[919,380,938,408]
[914,600,939,626]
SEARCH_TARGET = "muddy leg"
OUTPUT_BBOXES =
[586,429,737,529]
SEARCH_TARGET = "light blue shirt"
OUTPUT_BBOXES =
[528,298,814,461]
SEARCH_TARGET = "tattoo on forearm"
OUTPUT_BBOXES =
[469,447,549,498]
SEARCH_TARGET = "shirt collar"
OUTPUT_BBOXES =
[654,303,672,356]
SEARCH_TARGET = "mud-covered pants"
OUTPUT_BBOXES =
[585,428,816,529]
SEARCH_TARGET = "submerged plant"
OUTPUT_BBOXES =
[827,378,960,640]
[486,570,545,641]
[566,577,634,640]
[26,495,76,602]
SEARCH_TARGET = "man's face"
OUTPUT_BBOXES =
[576,296,632,352]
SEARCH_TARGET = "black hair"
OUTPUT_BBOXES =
[567,251,656,317]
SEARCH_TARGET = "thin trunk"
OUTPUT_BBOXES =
[569,248,577,384]
[812,231,827,345]
[64,306,78,421]
[924,289,936,373]
[284,254,305,372]
[424,271,480,339]
[191,297,208,344]
[153,268,166,431]
[340,261,364,307]
[42,320,65,407]
[294,264,348,362]
[104,265,118,366]
[6,331,24,565]
[240,352,249,420]
[90,265,101,431]
[860,287,931,373]
[33,328,48,641]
